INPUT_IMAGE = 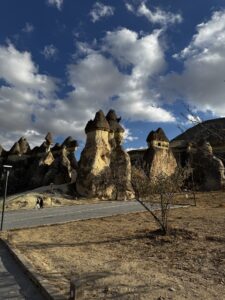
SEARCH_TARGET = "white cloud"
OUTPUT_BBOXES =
[47,0,63,10]
[186,114,202,124]
[0,27,176,151]
[126,146,146,152]
[89,2,115,23]
[0,43,60,149]
[125,1,182,26]
[0,43,56,92]
[41,44,58,60]
[125,3,135,13]
[124,127,138,142]
[160,10,225,116]
[68,28,175,123]
[103,28,165,77]
[22,22,34,33]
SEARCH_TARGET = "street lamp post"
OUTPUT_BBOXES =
[1,165,12,231]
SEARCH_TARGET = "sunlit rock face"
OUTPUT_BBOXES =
[76,109,134,200]
[76,110,113,198]
[143,128,177,179]
[8,137,30,157]
[190,140,225,190]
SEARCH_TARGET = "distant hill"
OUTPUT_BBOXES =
[171,117,225,147]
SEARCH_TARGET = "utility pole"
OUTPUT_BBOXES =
[1,165,12,231]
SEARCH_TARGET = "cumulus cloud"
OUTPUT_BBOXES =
[41,44,58,60]
[186,114,202,124]
[47,0,63,10]
[160,10,225,116]
[126,146,146,152]
[68,28,175,123]
[0,43,59,148]
[22,22,34,33]
[0,27,176,150]
[89,2,115,23]
[124,127,138,142]
[0,43,56,92]
[125,1,182,26]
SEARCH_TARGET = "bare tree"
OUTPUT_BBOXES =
[131,166,189,235]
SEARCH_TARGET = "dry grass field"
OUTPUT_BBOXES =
[2,191,225,299]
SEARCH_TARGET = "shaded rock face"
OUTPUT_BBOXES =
[143,128,177,179]
[170,117,225,165]
[0,134,78,194]
[76,110,134,200]
[106,110,134,200]
[190,140,225,190]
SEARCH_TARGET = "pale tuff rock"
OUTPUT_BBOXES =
[76,110,134,200]
[8,137,30,156]
[35,135,78,186]
[190,139,225,190]
[143,128,177,179]
[18,137,31,155]
[106,110,134,200]
[0,133,78,194]
[43,146,73,185]
[76,110,112,198]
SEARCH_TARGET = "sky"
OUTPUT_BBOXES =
[0,0,225,157]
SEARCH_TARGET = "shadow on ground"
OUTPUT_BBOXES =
[0,240,44,300]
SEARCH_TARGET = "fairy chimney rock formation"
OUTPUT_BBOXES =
[144,128,177,179]
[106,110,134,200]
[76,110,112,197]
[8,137,30,157]
[18,137,31,155]
[191,139,225,190]
[76,109,134,200]
[1,132,78,194]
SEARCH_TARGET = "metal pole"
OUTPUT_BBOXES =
[1,170,9,231]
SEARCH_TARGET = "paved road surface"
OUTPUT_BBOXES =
[2,201,145,230]
[2,201,187,231]
[0,240,45,300]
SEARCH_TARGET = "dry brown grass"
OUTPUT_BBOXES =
[3,191,225,299]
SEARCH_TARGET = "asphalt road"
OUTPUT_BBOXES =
[2,201,145,230]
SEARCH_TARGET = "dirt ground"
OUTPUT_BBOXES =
[3,191,225,300]
[4,193,103,211]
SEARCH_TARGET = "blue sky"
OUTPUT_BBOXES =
[0,0,225,157]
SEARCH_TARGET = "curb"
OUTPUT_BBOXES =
[0,238,65,300]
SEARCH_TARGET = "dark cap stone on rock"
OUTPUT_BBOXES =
[62,136,78,148]
[106,109,124,133]
[85,110,110,133]
[146,128,169,143]
[45,132,53,145]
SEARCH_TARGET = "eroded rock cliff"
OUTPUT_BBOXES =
[189,140,225,190]
[143,128,177,179]
[76,110,134,200]
[0,133,78,194]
